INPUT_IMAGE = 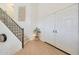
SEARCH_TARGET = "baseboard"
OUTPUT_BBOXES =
[44,42,71,55]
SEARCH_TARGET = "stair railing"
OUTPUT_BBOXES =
[0,8,24,48]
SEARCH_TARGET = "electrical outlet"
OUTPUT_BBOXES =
[53,30,58,33]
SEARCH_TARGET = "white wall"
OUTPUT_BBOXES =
[13,3,78,54]
[13,3,33,38]
[0,21,21,55]
[35,4,78,54]
[13,3,39,39]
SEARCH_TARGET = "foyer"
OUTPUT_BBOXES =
[0,3,79,55]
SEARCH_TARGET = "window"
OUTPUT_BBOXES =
[18,6,26,21]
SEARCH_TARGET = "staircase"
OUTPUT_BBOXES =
[0,8,24,48]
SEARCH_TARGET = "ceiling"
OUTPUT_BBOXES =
[37,3,74,18]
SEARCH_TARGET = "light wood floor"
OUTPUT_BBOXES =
[16,39,67,55]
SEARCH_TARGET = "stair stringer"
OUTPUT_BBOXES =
[0,21,22,55]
